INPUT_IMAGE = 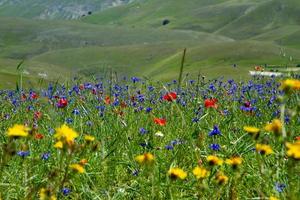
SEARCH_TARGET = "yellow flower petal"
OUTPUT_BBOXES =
[192,166,209,179]
[7,124,30,138]
[168,167,187,180]
[54,141,63,149]
[69,164,85,173]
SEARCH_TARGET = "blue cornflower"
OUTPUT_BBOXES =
[62,188,71,196]
[72,109,80,115]
[132,169,139,176]
[165,145,174,150]
[41,152,51,160]
[86,121,93,126]
[139,142,147,147]
[145,107,152,113]
[223,110,229,115]
[17,151,30,158]
[240,106,256,112]
[209,84,216,92]
[210,144,221,151]
[285,115,290,124]
[139,128,148,135]
[49,128,55,134]
[192,118,199,123]
[4,114,10,120]
[112,99,120,106]
[209,125,221,136]
[66,118,73,124]
[148,86,154,91]
[275,182,286,193]
[131,77,140,83]
[137,95,145,103]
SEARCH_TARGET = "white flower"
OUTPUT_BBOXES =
[154,131,164,137]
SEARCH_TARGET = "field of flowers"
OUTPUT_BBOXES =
[0,76,299,199]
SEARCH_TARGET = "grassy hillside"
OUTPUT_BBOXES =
[0,17,231,87]
[1,0,300,88]
[83,0,258,32]
[84,0,300,44]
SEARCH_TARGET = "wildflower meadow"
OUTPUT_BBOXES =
[0,75,299,199]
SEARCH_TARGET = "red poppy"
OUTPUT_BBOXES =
[204,98,218,108]
[57,98,68,108]
[35,133,44,140]
[295,136,300,141]
[30,92,39,100]
[163,92,177,102]
[105,96,111,105]
[154,118,166,126]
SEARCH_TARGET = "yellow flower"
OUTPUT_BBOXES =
[135,153,155,164]
[192,166,209,179]
[281,79,300,91]
[256,144,273,155]
[69,163,85,173]
[84,135,95,142]
[226,156,243,168]
[265,119,282,135]
[207,155,223,166]
[7,124,30,138]
[244,126,260,134]
[168,167,187,180]
[215,172,228,185]
[286,141,300,160]
[269,196,279,200]
[54,141,63,149]
[39,188,57,200]
[54,124,78,143]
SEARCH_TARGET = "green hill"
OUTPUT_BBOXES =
[0,0,300,88]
